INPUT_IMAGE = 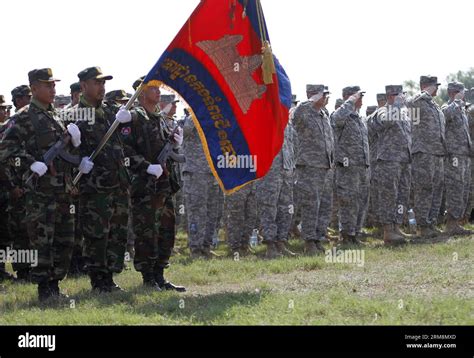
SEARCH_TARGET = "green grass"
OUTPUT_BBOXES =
[0,230,473,325]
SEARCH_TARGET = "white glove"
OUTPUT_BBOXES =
[116,107,132,124]
[309,93,324,103]
[30,161,48,177]
[173,127,183,147]
[67,123,81,147]
[147,164,163,179]
[394,94,406,107]
[79,156,94,174]
[349,91,362,103]
[423,85,437,97]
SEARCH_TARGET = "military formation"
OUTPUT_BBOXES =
[1,68,473,302]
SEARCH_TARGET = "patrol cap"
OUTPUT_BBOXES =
[160,94,179,104]
[0,95,12,109]
[376,93,387,102]
[306,84,326,94]
[70,82,81,93]
[28,68,60,84]
[447,81,465,93]
[420,75,441,86]
[385,85,403,96]
[366,105,377,116]
[132,76,145,91]
[78,67,113,82]
[324,86,331,95]
[11,85,31,98]
[105,90,130,102]
[335,98,344,109]
[291,94,299,104]
[343,86,365,97]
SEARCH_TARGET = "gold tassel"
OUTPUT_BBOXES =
[261,41,276,85]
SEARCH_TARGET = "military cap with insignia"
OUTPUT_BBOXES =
[28,68,60,84]
[78,66,113,81]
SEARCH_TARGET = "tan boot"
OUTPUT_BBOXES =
[265,242,282,259]
[304,241,325,256]
[418,225,439,239]
[394,224,412,238]
[275,241,296,257]
[383,224,407,246]
[445,215,473,236]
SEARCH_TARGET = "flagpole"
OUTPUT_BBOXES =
[72,85,144,186]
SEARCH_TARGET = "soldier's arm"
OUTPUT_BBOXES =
[0,120,36,175]
[442,101,461,123]
[332,98,356,128]
[182,115,195,137]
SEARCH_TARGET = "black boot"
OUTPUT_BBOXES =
[48,280,69,300]
[103,272,125,292]
[154,267,186,292]
[142,272,162,291]
[38,281,53,302]
[90,272,109,293]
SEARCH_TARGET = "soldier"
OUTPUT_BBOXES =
[466,90,474,221]
[377,93,387,108]
[406,76,446,238]
[442,82,472,235]
[0,68,82,301]
[293,84,334,255]
[371,85,412,245]
[11,85,31,112]
[105,90,130,107]
[331,86,370,245]
[182,110,222,259]
[256,103,298,259]
[120,78,185,291]
[0,95,12,123]
[366,105,377,117]
[75,66,131,293]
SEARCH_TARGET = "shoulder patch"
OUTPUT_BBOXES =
[120,126,131,136]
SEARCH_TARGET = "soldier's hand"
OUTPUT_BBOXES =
[348,91,362,103]
[309,92,324,103]
[394,94,406,106]
[79,156,94,174]
[30,161,48,177]
[147,164,163,179]
[116,107,132,124]
[67,123,81,147]
[173,127,184,147]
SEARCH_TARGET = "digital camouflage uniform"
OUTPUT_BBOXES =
[442,87,472,221]
[0,98,75,287]
[331,88,370,238]
[181,114,222,256]
[76,94,130,287]
[466,104,474,219]
[293,98,335,242]
[407,77,446,229]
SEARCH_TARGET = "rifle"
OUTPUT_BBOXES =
[156,122,185,177]
[25,133,81,185]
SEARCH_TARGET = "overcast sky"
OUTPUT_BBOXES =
[1,0,473,113]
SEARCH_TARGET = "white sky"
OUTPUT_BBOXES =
[1,0,473,113]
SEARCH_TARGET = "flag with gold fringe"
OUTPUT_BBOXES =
[143,0,292,194]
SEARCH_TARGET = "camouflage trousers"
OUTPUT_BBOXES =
[296,166,332,242]
[367,161,379,226]
[336,165,370,236]
[174,188,187,232]
[372,160,411,225]
[183,172,221,250]
[256,168,294,242]
[465,156,474,218]
[132,190,175,273]
[25,191,74,284]
[80,191,129,275]
[8,195,31,272]
[412,153,444,227]
[0,192,12,273]
[225,183,257,250]
[444,155,471,220]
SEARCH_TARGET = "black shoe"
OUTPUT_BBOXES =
[104,272,125,292]
[142,273,162,292]
[90,272,111,293]
[154,267,186,292]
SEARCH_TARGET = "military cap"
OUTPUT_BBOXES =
[306,84,326,94]
[160,94,179,104]
[376,93,387,102]
[343,86,365,97]
[447,81,465,93]
[11,85,31,98]
[324,86,331,94]
[28,68,60,84]
[0,95,12,109]
[335,98,344,108]
[366,106,378,116]
[70,82,81,93]
[78,67,113,82]
[132,76,145,91]
[291,94,299,104]
[385,85,403,96]
[420,75,441,86]
[105,90,130,102]
[54,95,71,107]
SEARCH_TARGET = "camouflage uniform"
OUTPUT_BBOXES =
[182,115,222,255]
[0,96,75,287]
[76,88,130,288]
[466,104,474,218]
[331,88,370,238]
[407,76,446,228]
[293,98,335,242]
[442,85,472,221]
[371,87,412,227]
[256,120,297,243]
